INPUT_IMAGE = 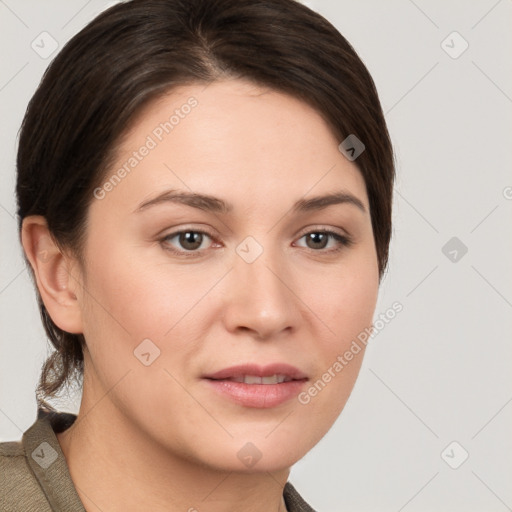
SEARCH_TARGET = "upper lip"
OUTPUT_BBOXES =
[204,363,308,381]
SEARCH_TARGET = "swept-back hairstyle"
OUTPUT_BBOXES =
[16,0,394,404]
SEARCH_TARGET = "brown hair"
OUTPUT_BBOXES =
[16,0,394,405]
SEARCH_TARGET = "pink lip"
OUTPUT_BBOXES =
[203,363,308,409]
[204,363,307,381]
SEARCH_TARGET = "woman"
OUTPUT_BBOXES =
[0,0,394,510]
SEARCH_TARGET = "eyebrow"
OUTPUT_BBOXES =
[135,189,366,215]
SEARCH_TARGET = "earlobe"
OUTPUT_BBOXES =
[21,216,83,334]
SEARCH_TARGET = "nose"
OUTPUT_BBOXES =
[221,244,302,340]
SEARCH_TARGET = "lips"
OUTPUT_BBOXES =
[205,363,307,381]
[203,364,308,408]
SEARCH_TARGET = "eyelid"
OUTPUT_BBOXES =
[295,224,351,240]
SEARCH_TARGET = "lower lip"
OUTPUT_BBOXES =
[205,379,307,408]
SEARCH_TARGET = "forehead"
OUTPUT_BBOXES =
[93,79,368,216]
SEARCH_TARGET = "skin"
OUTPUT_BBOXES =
[22,79,380,512]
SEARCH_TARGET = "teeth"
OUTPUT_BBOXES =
[245,375,263,384]
[231,374,289,384]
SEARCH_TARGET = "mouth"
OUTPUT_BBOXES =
[203,364,308,408]
[220,374,295,384]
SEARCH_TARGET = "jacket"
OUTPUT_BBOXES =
[0,408,316,511]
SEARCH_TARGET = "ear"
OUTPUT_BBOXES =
[21,216,83,334]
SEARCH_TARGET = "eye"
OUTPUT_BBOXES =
[161,229,216,255]
[159,227,352,258]
[294,229,353,253]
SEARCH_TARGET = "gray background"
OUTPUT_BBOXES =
[1,1,511,511]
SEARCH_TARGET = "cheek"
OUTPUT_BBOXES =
[311,258,379,347]
[298,257,378,416]
[311,277,377,389]
[77,234,155,356]
[81,256,166,344]
[79,237,222,355]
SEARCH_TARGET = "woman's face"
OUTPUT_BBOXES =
[72,79,379,472]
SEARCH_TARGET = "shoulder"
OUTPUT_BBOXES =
[0,438,30,482]
[0,439,53,512]
[1,408,86,512]
[283,481,317,512]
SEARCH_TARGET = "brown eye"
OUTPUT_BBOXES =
[162,230,213,253]
[178,231,204,250]
[305,232,329,249]
[295,230,353,253]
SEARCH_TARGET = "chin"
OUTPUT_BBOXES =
[182,430,316,474]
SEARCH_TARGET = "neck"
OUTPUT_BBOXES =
[56,393,289,512]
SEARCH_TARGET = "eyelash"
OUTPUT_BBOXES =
[160,227,353,258]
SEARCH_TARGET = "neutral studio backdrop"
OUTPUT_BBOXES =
[1,1,511,511]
